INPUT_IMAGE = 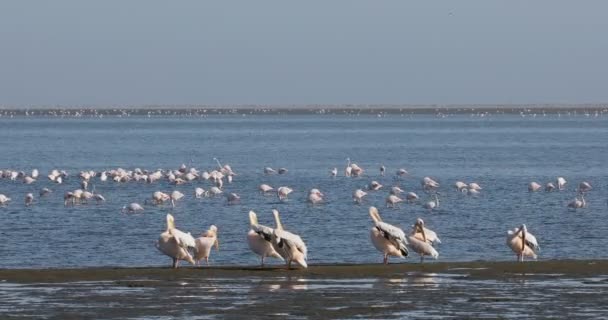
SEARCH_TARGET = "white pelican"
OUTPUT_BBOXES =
[277,186,293,201]
[506,224,540,262]
[567,194,586,209]
[454,181,468,192]
[259,184,274,194]
[557,177,567,190]
[545,182,556,192]
[193,225,219,265]
[156,214,196,268]
[578,181,592,193]
[353,189,367,204]
[380,165,386,176]
[271,209,308,269]
[226,192,240,204]
[122,203,144,213]
[423,194,439,211]
[264,167,276,175]
[308,189,324,205]
[406,192,419,203]
[407,218,439,262]
[369,207,409,264]
[194,187,205,198]
[344,158,352,177]
[368,181,383,191]
[24,193,34,206]
[410,218,441,245]
[528,182,542,192]
[248,211,283,266]
[39,188,52,197]
[386,194,403,208]
[330,167,338,177]
[170,190,184,207]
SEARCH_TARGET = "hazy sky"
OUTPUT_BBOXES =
[2,1,607,106]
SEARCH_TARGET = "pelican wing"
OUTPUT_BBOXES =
[170,228,196,249]
[406,235,439,259]
[375,221,409,256]
[410,226,441,245]
[252,224,274,242]
[524,232,540,251]
[274,229,308,259]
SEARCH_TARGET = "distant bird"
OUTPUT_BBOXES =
[170,190,185,207]
[421,177,440,191]
[396,168,408,177]
[93,193,106,204]
[194,187,205,198]
[556,177,567,190]
[24,193,34,206]
[406,192,419,203]
[278,168,288,175]
[344,158,352,177]
[467,188,481,196]
[226,193,240,204]
[271,209,308,269]
[528,182,542,192]
[259,184,274,194]
[248,211,283,267]
[206,186,223,197]
[350,163,364,177]
[156,214,195,268]
[380,165,386,176]
[386,194,403,208]
[353,189,367,204]
[567,193,586,209]
[368,181,383,191]
[545,182,556,192]
[330,168,338,177]
[468,183,482,191]
[390,186,404,195]
[39,188,52,197]
[264,167,276,175]
[277,186,293,201]
[454,181,468,192]
[23,176,36,184]
[193,225,219,266]
[578,181,592,193]
[506,224,539,262]
[308,188,324,205]
[407,218,439,262]
[369,207,409,264]
[122,203,144,213]
[423,194,439,211]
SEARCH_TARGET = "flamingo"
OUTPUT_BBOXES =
[380,165,386,176]
[406,192,419,203]
[545,182,556,192]
[23,176,36,184]
[368,206,409,264]
[468,182,482,191]
[226,193,240,204]
[194,187,205,198]
[528,182,542,192]
[368,181,383,191]
[557,177,567,190]
[407,218,439,262]
[350,163,364,177]
[278,168,288,175]
[506,224,540,262]
[170,190,184,207]
[277,186,293,201]
[390,186,404,195]
[122,203,144,213]
[423,194,439,211]
[156,214,195,268]
[353,189,367,204]
[259,184,274,194]
[396,168,408,177]
[330,168,338,177]
[271,209,308,269]
[39,188,52,197]
[24,193,34,206]
[386,194,403,208]
[93,193,106,204]
[344,158,352,177]
[193,225,219,266]
[422,177,440,191]
[264,167,276,175]
[454,181,468,192]
[206,186,223,197]
[248,211,283,266]
[308,189,324,205]
[567,193,586,209]
[578,181,592,193]
[31,169,39,179]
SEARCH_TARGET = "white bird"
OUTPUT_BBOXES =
[248,211,283,267]
[206,186,223,197]
[31,169,39,179]
[352,189,367,204]
[528,182,542,192]
[386,194,403,208]
[410,218,441,245]
[567,193,586,209]
[369,206,409,264]
[23,176,36,184]
[467,188,481,196]
[277,186,293,201]
[93,193,105,204]
[122,203,144,213]
[330,167,338,177]
[226,192,240,204]
[259,184,274,194]
[194,187,205,198]
[380,165,386,176]
[454,181,468,192]
[350,163,364,177]
[396,168,408,177]
[506,224,540,262]
[344,158,352,177]
[271,209,308,269]
[308,188,324,205]
[264,167,276,175]
[368,181,383,191]
[39,188,52,197]
[468,182,482,191]
[406,192,419,203]
[421,177,440,191]
[24,193,34,206]
[390,186,404,195]
[156,214,196,268]
[278,168,288,175]
[545,182,556,192]
[193,225,219,266]
[578,181,592,193]
[407,218,439,262]
[557,177,567,190]
[423,194,439,211]
[170,190,185,207]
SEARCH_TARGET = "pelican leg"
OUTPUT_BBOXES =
[383,254,388,265]
[287,259,292,270]
[172,258,178,269]
[206,257,209,266]
[420,256,424,263]
[261,257,265,267]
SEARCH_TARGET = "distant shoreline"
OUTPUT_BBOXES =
[0,104,607,116]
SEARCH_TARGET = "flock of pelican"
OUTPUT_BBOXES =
[0,158,596,269]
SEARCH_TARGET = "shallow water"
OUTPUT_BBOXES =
[0,114,607,268]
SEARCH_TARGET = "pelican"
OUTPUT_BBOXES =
[226,192,240,204]
[368,181,383,191]
[528,182,542,192]
[410,218,441,245]
[567,193,586,209]
[557,177,567,190]
[353,189,367,204]
[259,184,274,194]
[39,188,52,197]
[193,225,219,266]
[545,182,556,192]
[423,194,439,211]
[24,193,34,206]
[406,192,419,203]
[170,190,184,207]
[194,187,205,198]
[454,181,468,192]
[271,209,308,269]
[344,158,352,177]
[369,207,409,264]
[248,211,283,266]
[264,167,276,175]
[578,181,592,193]
[31,169,39,179]
[407,218,439,262]
[308,189,324,205]
[380,165,386,176]
[386,194,403,208]
[156,214,196,268]
[122,202,144,213]
[330,167,338,177]
[277,186,293,201]
[506,224,540,262]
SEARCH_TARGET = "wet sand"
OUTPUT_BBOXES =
[2,260,608,319]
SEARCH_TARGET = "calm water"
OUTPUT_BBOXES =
[0,114,606,268]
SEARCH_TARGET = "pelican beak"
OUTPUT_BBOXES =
[215,239,219,251]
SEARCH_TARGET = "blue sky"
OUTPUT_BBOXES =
[1,1,607,106]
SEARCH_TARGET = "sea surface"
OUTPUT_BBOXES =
[0,114,607,269]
